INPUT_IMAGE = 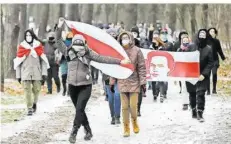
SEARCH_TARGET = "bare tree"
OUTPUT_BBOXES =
[81,4,93,24]
[177,4,187,29]
[18,4,27,42]
[122,4,137,30]
[1,4,5,92]
[189,4,197,37]
[201,4,208,28]
[66,4,77,21]
[38,4,49,39]
[114,4,118,24]
[104,4,112,24]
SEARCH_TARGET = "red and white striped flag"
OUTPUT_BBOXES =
[65,20,199,83]
[65,20,134,79]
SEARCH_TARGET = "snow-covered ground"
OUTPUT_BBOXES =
[1,80,231,144]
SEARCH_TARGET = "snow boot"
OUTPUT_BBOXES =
[206,91,210,96]
[197,110,205,123]
[115,117,121,124]
[212,89,217,94]
[123,122,130,137]
[32,103,37,113]
[160,96,164,103]
[132,119,140,134]
[192,108,197,119]
[137,111,141,117]
[84,124,93,141]
[27,108,33,116]
[111,117,115,125]
[69,125,78,143]
[182,104,188,111]
[47,90,52,94]
[153,96,157,102]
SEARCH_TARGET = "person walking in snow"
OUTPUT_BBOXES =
[14,29,49,116]
[117,31,146,137]
[56,18,130,143]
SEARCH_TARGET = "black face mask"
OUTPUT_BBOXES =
[198,38,207,48]
[48,37,55,43]
[152,42,158,49]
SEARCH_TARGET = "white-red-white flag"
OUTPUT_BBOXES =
[65,20,134,79]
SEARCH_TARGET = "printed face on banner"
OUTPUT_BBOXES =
[149,56,170,79]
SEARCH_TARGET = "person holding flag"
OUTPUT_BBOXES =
[56,18,131,143]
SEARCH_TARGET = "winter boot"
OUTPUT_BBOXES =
[153,96,157,102]
[163,95,167,99]
[206,91,210,96]
[115,117,121,124]
[197,110,205,123]
[212,89,217,94]
[160,95,164,103]
[27,108,33,116]
[83,124,93,141]
[132,119,140,134]
[62,91,66,96]
[192,108,197,119]
[123,122,130,137]
[137,111,141,117]
[182,104,188,111]
[111,117,115,125]
[32,103,37,113]
[69,125,78,143]
[47,90,52,94]
[57,85,61,93]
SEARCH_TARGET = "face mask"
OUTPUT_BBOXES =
[122,39,130,46]
[65,39,72,47]
[160,35,167,42]
[182,43,189,47]
[72,45,86,57]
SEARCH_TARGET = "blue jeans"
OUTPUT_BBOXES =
[105,83,121,118]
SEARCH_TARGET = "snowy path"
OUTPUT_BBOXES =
[1,81,231,144]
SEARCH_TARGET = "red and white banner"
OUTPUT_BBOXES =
[65,20,134,79]
[65,20,199,83]
[142,49,200,83]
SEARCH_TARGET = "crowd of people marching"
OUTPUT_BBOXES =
[13,17,226,143]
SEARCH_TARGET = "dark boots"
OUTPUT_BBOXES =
[69,126,78,143]
[115,117,121,124]
[32,103,37,113]
[197,110,205,122]
[27,108,33,116]
[84,124,93,141]
[111,117,115,125]
[182,104,188,111]
[137,111,141,117]
[192,108,197,118]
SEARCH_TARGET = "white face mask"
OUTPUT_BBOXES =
[122,39,130,46]
[72,45,86,57]
[26,32,33,43]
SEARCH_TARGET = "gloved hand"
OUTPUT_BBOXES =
[18,78,21,84]
[141,84,146,93]
[41,75,47,86]
[58,17,65,28]
[198,75,205,81]
[110,85,115,93]
[120,59,131,65]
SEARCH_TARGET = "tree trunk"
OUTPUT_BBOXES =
[104,4,111,24]
[177,4,187,29]
[168,4,177,31]
[58,4,65,17]
[6,4,20,79]
[201,4,208,28]
[81,4,93,24]
[114,4,118,24]
[18,4,27,42]
[122,4,137,30]
[0,4,5,92]
[190,4,197,37]
[38,4,49,39]
[66,4,76,21]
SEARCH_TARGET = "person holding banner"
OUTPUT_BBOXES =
[188,29,214,122]
[117,31,146,137]
[56,18,131,143]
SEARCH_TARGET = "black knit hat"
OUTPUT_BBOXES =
[131,27,139,37]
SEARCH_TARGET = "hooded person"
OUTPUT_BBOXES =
[43,31,61,94]
[117,31,146,137]
[149,30,160,50]
[188,29,214,122]
[14,29,49,116]
[131,27,140,47]
[173,30,189,51]
[160,28,173,51]
[56,17,130,143]
[206,27,226,95]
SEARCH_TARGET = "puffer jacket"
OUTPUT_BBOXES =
[117,31,147,92]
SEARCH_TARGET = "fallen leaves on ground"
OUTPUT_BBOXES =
[1,109,26,124]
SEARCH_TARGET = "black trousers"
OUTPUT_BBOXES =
[137,91,143,113]
[207,61,219,92]
[47,65,60,92]
[91,66,99,84]
[152,82,159,96]
[61,74,67,93]
[189,91,205,111]
[69,84,92,128]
